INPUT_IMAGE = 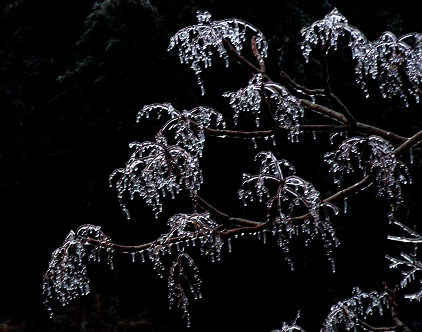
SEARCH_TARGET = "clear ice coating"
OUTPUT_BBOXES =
[222,74,304,131]
[109,139,203,219]
[321,287,389,332]
[301,8,422,103]
[270,310,304,332]
[168,11,268,94]
[238,151,339,271]
[324,135,411,209]
[42,225,114,317]
[386,218,422,301]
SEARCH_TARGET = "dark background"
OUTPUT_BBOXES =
[1,0,422,331]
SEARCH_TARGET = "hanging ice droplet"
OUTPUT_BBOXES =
[252,137,257,149]
[343,198,348,214]
[271,135,276,146]
[227,238,232,253]
[131,252,135,263]
[312,131,316,140]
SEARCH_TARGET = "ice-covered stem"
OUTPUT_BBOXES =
[252,36,266,72]
[320,39,357,126]
[382,283,412,332]
[386,219,422,302]
[393,129,422,157]
[271,310,305,332]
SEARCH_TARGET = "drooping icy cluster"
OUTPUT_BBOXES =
[324,135,411,209]
[168,10,268,94]
[223,74,304,134]
[301,8,422,103]
[148,213,223,277]
[137,103,226,157]
[109,140,202,219]
[238,151,339,270]
[271,311,305,332]
[168,251,202,328]
[386,219,422,301]
[321,287,389,332]
[42,225,114,317]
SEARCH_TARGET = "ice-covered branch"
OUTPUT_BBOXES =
[386,219,422,301]
[168,10,267,94]
[239,151,339,270]
[271,311,305,332]
[301,8,422,104]
[42,225,114,317]
[109,140,202,219]
[223,74,304,139]
[137,103,226,157]
[321,287,389,332]
[325,135,411,209]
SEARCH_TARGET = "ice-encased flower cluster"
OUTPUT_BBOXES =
[137,103,226,157]
[238,151,339,271]
[301,8,422,104]
[386,218,422,301]
[223,74,304,135]
[42,225,114,317]
[321,287,389,332]
[168,10,268,94]
[109,140,202,219]
[324,135,411,209]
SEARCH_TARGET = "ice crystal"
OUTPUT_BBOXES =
[109,140,202,219]
[386,219,422,301]
[301,8,422,103]
[223,74,304,133]
[168,10,268,94]
[137,103,226,157]
[271,310,305,332]
[324,135,411,209]
[168,250,202,328]
[321,287,389,332]
[238,151,339,270]
[42,225,114,317]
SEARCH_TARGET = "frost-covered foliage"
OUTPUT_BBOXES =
[42,225,114,317]
[137,103,226,157]
[168,10,268,94]
[271,311,305,332]
[301,8,422,103]
[223,73,304,135]
[386,219,422,301]
[324,135,411,209]
[109,140,202,219]
[239,151,339,270]
[321,287,389,332]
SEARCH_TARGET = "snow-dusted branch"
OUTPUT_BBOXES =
[168,10,268,94]
[386,219,422,301]
[42,225,114,317]
[324,135,411,209]
[301,8,422,103]
[239,151,339,270]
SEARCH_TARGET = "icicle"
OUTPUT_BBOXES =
[271,134,276,146]
[257,231,261,241]
[312,131,316,140]
[409,149,413,164]
[131,252,135,262]
[141,250,145,262]
[252,137,257,149]
[227,238,232,252]
[344,198,348,213]
[263,230,267,244]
